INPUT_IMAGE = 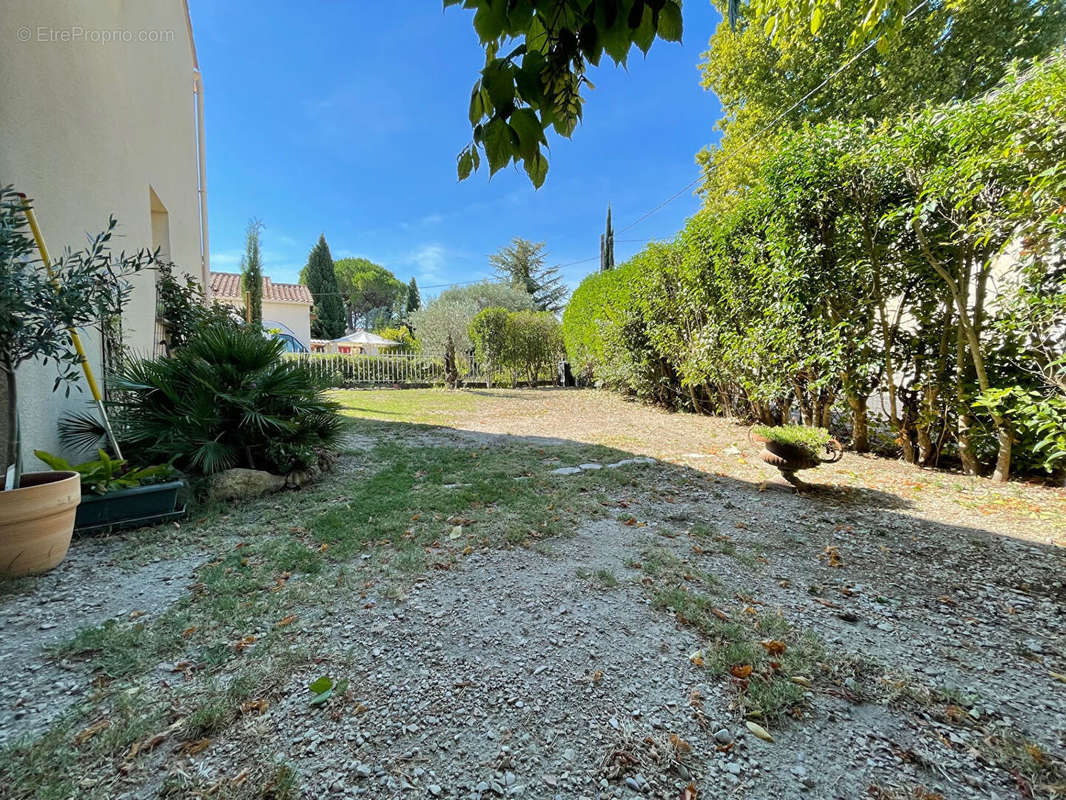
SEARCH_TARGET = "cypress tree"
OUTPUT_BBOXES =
[600,204,615,272]
[406,277,421,315]
[304,234,346,339]
[239,219,264,325]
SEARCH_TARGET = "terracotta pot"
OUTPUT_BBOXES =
[0,470,80,577]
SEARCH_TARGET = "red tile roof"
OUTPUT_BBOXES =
[210,272,313,304]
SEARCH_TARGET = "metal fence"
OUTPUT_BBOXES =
[283,351,562,388]
[283,352,476,387]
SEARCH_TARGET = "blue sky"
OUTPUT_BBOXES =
[189,2,724,300]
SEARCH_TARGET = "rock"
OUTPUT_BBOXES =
[551,467,583,476]
[714,728,734,745]
[428,786,442,797]
[579,463,602,470]
[207,468,285,501]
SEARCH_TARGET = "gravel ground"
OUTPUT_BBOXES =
[2,388,1064,799]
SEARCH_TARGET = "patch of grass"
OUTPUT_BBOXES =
[332,388,478,425]
[594,568,619,587]
[308,440,626,563]
[577,566,621,588]
[753,424,831,456]
[652,583,824,721]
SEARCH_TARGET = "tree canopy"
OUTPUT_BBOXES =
[329,257,407,331]
[410,280,535,354]
[696,0,1066,203]
[490,237,567,312]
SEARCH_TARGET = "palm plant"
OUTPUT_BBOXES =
[108,325,343,475]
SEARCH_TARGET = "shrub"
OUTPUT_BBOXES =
[469,307,513,387]
[109,325,343,475]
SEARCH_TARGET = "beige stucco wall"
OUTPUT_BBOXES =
[262,302,312,350]
[0,0,203,464]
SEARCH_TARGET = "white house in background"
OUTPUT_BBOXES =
[311,330,400,356]
[209,272,313,352]
[0,0,208,465]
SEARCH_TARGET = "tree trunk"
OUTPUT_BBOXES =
[846,392,869,453]
[992,423,1013,484]
[1,352,17,487]
[955,323,980,475]
[914,222,1011,480]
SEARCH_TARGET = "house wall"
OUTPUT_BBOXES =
[0,0,204,464]
[262,302,311,350]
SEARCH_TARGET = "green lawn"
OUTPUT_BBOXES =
[331,387,478,425]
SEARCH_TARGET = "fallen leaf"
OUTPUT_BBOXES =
[710,607,730,621]
[73,719,110,745]
[746,721,774,742]
[680,782,698,800]
[1049,670,1066,684]
[234,635,256,652]
[730,664,753,679]
[823,546,843,567]
[449,525,463,539]
[275,615,297,628]
[240,699,269,714]
[231,769,249,787]
[760,639,787,656]
[592,669,604,683]
[669,733,692,755]
[790,676,812,687]
[129,610,145,619]
[180,738,211,755]
[181,626,198,638]
[688,649,705,667]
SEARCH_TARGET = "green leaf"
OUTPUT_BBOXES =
[309,675,333,695]
[523,149,548,188]
[469,83,485,125]
[811,6,824,34]
[458,149,475,181]
[602,22,632,65]
[309,688,333,706]
[482,60,515,113]
[473,1,507,42]
[483,117,514,175]
[509,108,543,160]
[657,1,683,42]
[633,5,656,54]
[34,450,73,471]
[515,51,546,104]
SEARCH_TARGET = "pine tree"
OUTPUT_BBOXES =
[406,276,421,315]
[239,219,264,326]
[303,234,346,339]
[489,237,567,313]
[600,204,615,272]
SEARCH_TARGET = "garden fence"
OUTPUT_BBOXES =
[283,352,480,387]
[284,351,560,388]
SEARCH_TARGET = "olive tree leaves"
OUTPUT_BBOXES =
[447,0,684,188]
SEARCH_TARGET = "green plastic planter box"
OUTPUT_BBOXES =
[75,480,186,533]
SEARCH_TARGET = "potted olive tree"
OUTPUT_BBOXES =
[0,186,151,575]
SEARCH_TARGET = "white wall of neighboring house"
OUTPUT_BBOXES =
[0,0,207,465]
[263,302,312,350]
